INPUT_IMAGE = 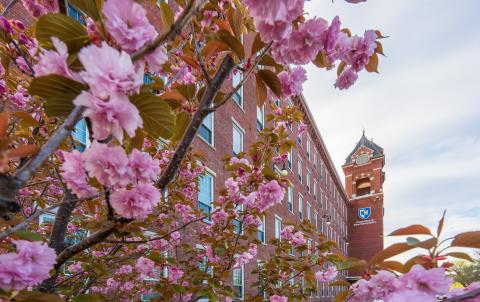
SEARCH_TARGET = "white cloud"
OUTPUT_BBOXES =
[302,0,480,258]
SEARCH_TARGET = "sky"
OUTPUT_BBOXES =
[302,0,480,255]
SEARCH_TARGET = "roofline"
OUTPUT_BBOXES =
[342,154,385,168]
[293,93,349,203]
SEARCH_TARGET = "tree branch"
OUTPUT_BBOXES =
[443,288,480,302]
[157,54,235,190]
[1,0,18,16]
[131,0,202,61]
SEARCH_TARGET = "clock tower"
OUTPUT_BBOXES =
[342,131,385,272]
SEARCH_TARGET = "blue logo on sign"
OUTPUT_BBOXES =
[358,207,371,220]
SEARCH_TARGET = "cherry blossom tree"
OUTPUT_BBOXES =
[0,0,478,301]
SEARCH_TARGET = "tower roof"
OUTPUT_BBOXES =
[344,130,384,165]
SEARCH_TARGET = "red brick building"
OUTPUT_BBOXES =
[342,132,385,276]
[1,1,385,300]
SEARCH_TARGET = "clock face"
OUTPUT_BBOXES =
[355,154,369,165]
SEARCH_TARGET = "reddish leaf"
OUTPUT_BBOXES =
[451,231,480,248]
[216,30,245,60]
[201,40,229,59]
[215,20,235,37]
[337,61,347,76]
[341,28,352,37]
[179,55,200,70]
[0,111,9,139]
[403,255,425,272]
[255,74,267,106]
[380,260,405,273]
[313,51,330,68]
[257,69,282,98]
[251,33,266,55]
[7,144,40,158]
[365,52,379,73]
[415,237,437,250]
[375,41,385,56]
[388,224,432,236]
[369,243,415,265]
[334,291,350,302]
[445,252,473,262]
[437,210,446,237]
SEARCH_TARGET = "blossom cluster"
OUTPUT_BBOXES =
[0,240,56,290]
[60,142,161,219]
[244,0,377,90]
[349,265,454,302]
[21,0,58,17]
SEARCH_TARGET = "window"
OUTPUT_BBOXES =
[73,119,89,152]
[298,133,302,146]
[297,158,302,183]
[233,204,243,234]
[275,216,282,239]
[232,71,243,108]
[232,121,244,156]
[274,98,281,108]
[298,195,303,220]
[233,265,244,299]
[199,113,214,145]
[258,216,265,243]
[307,138,311,159]
[39,213,55,225]
[256,106,264,131]
[287,186,294,213]
[307,239,312,254]
[287,151,293,170]
[356,177,371,196]
[314,152,317,168]
[198,172,214,219]
[306,172,310,192]
[314,211,319,231]
[67,3,86,24]
[307,202,311,223]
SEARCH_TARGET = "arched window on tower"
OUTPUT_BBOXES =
[356,178,371,196]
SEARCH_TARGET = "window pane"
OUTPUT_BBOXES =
[199,113,213,144]
[256,106,264,131]
[232,72,243,107]
[232,124,243,155]
[198,173,212,217]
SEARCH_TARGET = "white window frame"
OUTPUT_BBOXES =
[198,112,215,146]
[307,202,311,223]
[298,194,303,220]
[314,180,318,201]
[307,138,311,160]
[297,157,303,183]
[258,215,266,244]
[233,264,245,300]
[256,105,264,131]
[232,71,244,109]
[306,171,311,193]
[274,215,282,239]
[198,169,215,221]
[232,119,244,156]
[287,150,293,170]
[287,186,294,213]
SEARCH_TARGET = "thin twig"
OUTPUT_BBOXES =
[190,22,211,84]
[442,288,480,302]
[131,0,202,61]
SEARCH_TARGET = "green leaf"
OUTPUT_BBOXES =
[28,75,87,117]
[13,230,43,241]
[257,69,282,98]
[130,92,175,139]
[72,294,103,302]
[171,112,190,143]
[216,30,245,60]
[35,13,89,52]
[69,0,103,21]
[160,1,174,29]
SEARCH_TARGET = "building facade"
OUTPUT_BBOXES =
[0,0,385,300]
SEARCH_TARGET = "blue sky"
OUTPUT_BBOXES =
[302,0,480,251]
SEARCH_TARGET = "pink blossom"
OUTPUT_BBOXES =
[0,240,56,290]
[33,37,77,79]
[60,150,98,198]
[145,48,168,73]
[202,10,218,27]
[315,266,338,282]
[0,17,13,34]
[272,18,328,65]
[298,123,307,135]
[9,85,30,109]
[116,265,133,275]
[324,16,341,55]
[385,289,436,302]
[244,0,304,42]
[280,225,294,240]
[12,20,25,31]
[0,80,6,96]
[256,180,284,211]
[82,142,131,188]
[269,295,288,302]
[168,266,184,283]
[212,208,229,225]
[234,244,257,268]
[229,157,249,166]
[335,67,358,90]
[15,56,30,73]
[291,231,306,246]
[175,203,195,222]
[67,263,82,273]
[342,30,377,72]
[170,231,181,244]
[21,0,46,17]
[225,177,239,196]
[103,0,157,53]
[110,184,160,219]
[78,42,144,98]
[135,256,155,276]
[278,66,307,98]
[73,91,142,143]
[399,264,452,296]
[128,149,161,184]
[368,270,399,299]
